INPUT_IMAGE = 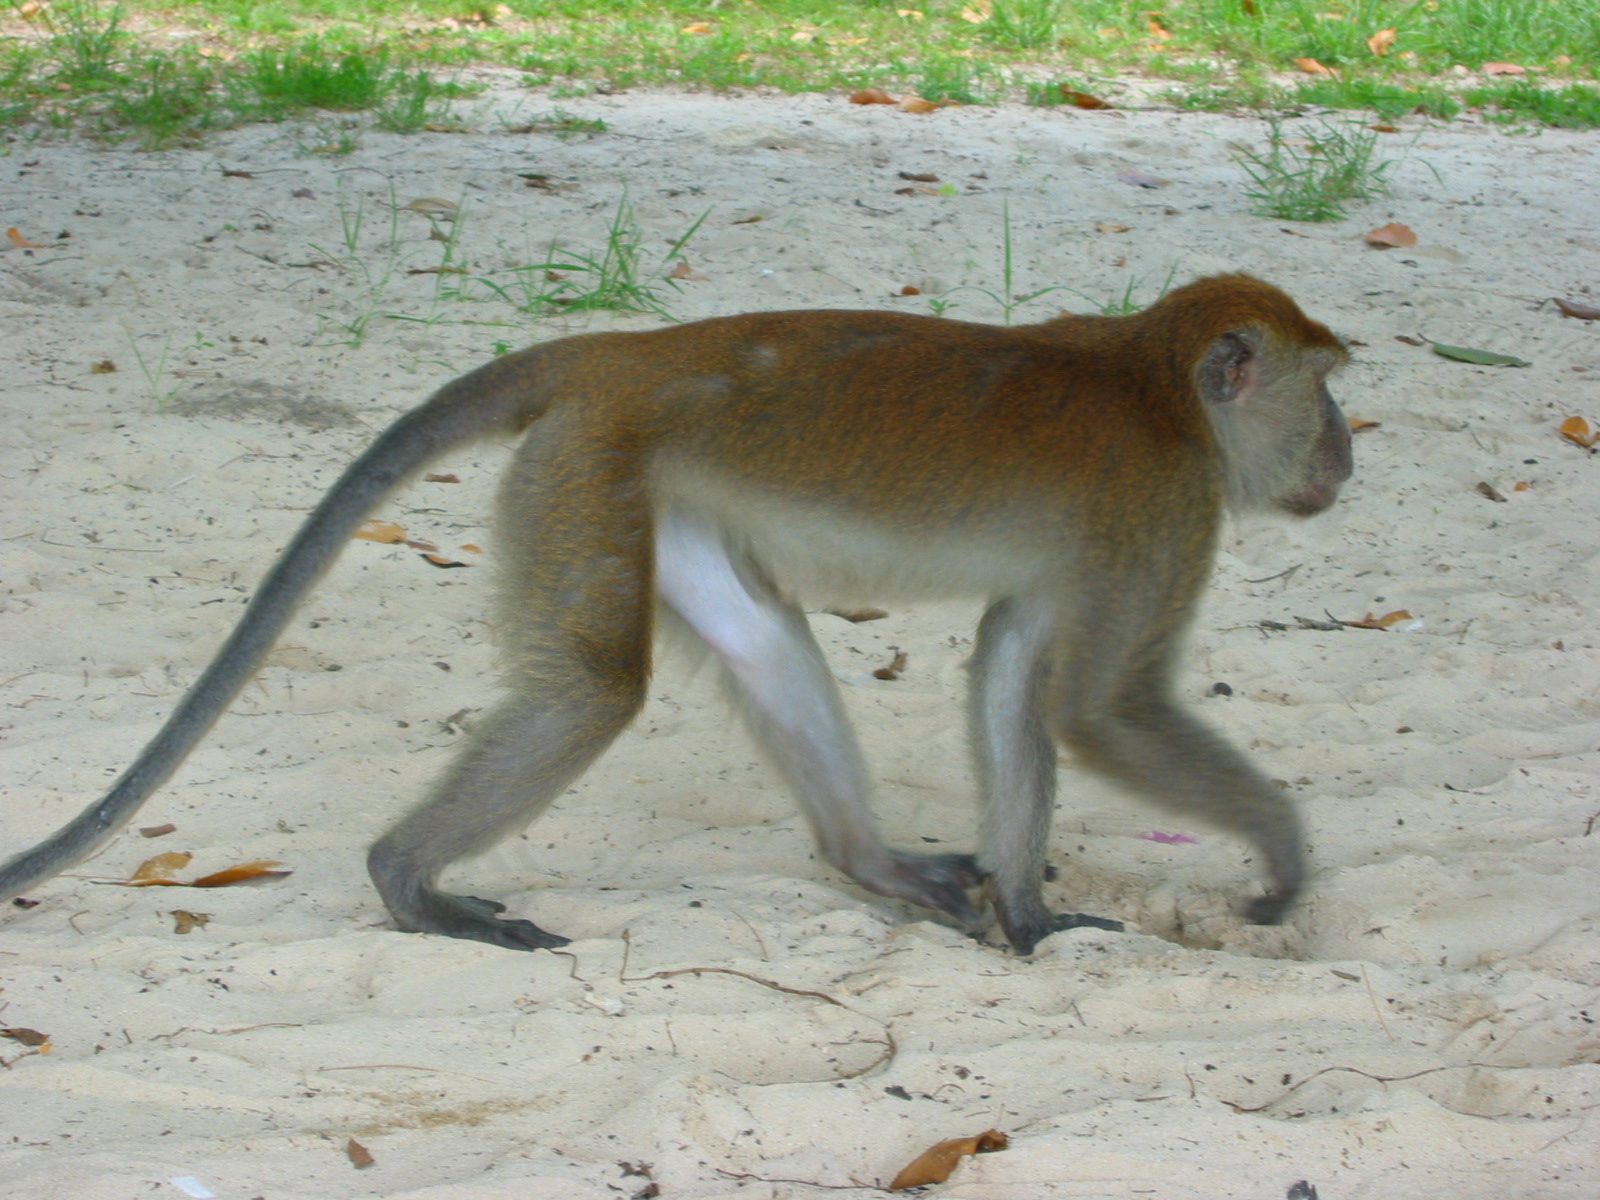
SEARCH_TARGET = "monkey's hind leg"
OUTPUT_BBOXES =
[970,598,1124,955]
[654,513,984,929]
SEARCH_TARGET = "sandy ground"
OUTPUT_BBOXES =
[2,80,1598,1199]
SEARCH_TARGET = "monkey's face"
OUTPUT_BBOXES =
[1279,380,1353,517]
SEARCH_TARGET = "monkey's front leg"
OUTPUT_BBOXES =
[655,514,984,927]
[970,599,1124,954]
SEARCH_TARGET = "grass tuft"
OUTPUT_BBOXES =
[1232,118,1392,222]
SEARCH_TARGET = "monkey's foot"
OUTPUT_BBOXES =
[993,892,1125,956]
[396,890,571,951]
[868,851,986,927]
[1244,891,1295,925]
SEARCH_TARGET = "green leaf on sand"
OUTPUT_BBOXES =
[1427,340,1531,368]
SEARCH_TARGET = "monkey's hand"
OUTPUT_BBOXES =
[871,850,986,928]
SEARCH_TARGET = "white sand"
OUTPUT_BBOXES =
[2,82,1598,1199]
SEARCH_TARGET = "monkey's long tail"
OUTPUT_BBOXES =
[0,354,548,905]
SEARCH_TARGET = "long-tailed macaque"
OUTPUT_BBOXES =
[0,274,1352,955]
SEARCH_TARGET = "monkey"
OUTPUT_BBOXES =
[0,273,1352,955]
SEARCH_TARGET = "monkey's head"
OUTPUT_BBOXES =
[1182,277,1353,518]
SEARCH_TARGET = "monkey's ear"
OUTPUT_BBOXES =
[1198,331,1259,403]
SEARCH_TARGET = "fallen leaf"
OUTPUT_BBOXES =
[191,860,291,887]
[731,214,763,224]
[1095,221,1131,234]
[459,543,483,554]
[129,851,193,883]
[1366,28,1397,56]
[1428,340,1531,367]
[221,168,254,179]
[1348,417,1381,432]
[401,197,458,219]
[1475,481,1508,503]
[1369,122,1399,133]
[1513,481,1531,492]
[421,553,472,569]
[890,1130,1009,1190]
[899,97,939,114]
[1117,170,1169,189]
[346,1139,375,1168]
[91,359,117,373]
[171,910,211,934]
[1146,17,1171,39]
[407,264,466,275]
[424,472,460,483]
[6,227,45,249]
[897,9,924,20]
[1,1028,50,1048]
[1295,57,1336,76]
[826,607,889,623]
[1482,61,1526,76]
[899,285,921,296]
[849,88,896,105]
[404,538,438,552]
[959,2,991,23]
[1345,609,1413,630]
[18,1,46,18]
[1060,88,1111,110]
[680,21,713,34]
[1140,831,1199,844]
[1394,334,1425,346]
[874,648,909,680]
[898,171,940,182]
[139,823,177,837]
[895,185,938,196]
[1552,297,1600,320]
[1365,222,1416,248]
[1558,416,1598,448]
[355,519,407,544]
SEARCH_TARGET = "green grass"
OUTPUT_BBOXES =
[0,0,1595,144]
[1232,117,1392,222]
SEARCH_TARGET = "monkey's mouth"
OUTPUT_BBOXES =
[1281,480,1343,517]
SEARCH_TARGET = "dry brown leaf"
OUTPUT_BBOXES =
[667,260,707,281]
[139,823,177,838]
[1349,417,1380,432]
[959,0,991,22]
[1558,416,1598,448]
[896,8,924,20]
[898,171,939,182]
[401,197,458,219]
[1475,480,1508,503]
[1365,222,1416,248]
[1552,297,1600,320]
[18,1,46,19]
[1366,28,1397,56]
[900,97,940,114]
[424,472,460,483]
[6,227,45,249]
[129,851,193,883]
[899,285,921,296]
[460,543,483,554]
[171,910,211,934]
[826,607,889,623]
[1,1027,50,1048]
[1513,481,1532,492]
[1345,609,1413,631]
[1061,88,1111,110]
[1369,122,1399,132]
[1095,222,1132,234]
[1394,334,1425,346]
[90,359,117,374]
[849,88,897,105]
[355,519,407,544]
[421,553,471,569]
[873,648,909,680]
[1482,61,1526,76]
[1295,57,1336,76]
[346,1139,375,1168]
[895,185,938,196]
[1146,17,1171,39]
[191,860,291,887]
[890,1129,1009,1190]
